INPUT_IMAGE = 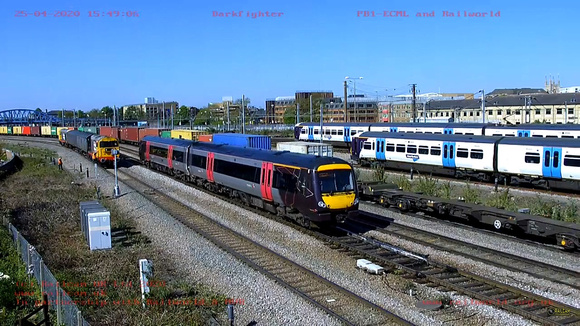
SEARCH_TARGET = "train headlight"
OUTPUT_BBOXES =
[318,201,327,208]
[353,198,359,205]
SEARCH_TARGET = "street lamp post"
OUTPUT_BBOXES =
[345,76,363,122]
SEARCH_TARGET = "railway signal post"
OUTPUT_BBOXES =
[112,149,120,198]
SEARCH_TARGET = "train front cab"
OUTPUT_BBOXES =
[90,136,120,165]
[313,163,359,224]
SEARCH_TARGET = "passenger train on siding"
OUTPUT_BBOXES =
[351,132,580,191]
[139,136,359,228]
[294,122,580,147]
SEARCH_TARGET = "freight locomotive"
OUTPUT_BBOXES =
[352,132,580,191]
[61,130,120,165]
[294,122,580,147]
[139,136,359,228]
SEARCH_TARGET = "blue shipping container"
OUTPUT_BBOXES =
[212,133,271,150]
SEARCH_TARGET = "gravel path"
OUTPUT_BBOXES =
[3,138,553,325]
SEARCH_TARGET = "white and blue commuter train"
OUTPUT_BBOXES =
[294,122,580,147]
[351,132,580,191]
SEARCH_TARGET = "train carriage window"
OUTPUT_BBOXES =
[396,144,405,153]
[431,146,441,156]
[172,150,185,163]
[301,129,306,134]
[544,151,550,167]
[190,154,207,168]
[386,143,395,152]
[331,129,337,135]
[363,142,372,150]
[407,145,417,154]
[214,159,260,183]
[562,136,574,139]
[532,135,543,137]
[465,133,474,136]
[525,153,540,164]
[351,130,357,135]
[273,169,298,192]
[325,129,331,135]
[450,146,454,159]
[546,135,558,138]
[338,130,344,136]
[553,152,559,168]
[492,134,503,136]
[564,155,580,167]
[457,148,469,158]
[470,149,484,159]
[150,146,168,158]
[419,146,429,154]
[455,132,464,135]
[443,145,448,158]
[314,129,319,135]
[424,132,432,134]
[434,132,442,134]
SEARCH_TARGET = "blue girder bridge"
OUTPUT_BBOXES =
[0,109,62,125]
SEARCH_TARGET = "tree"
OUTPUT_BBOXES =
[234,97,251,107]
[101,106,113,118]
[176,105,190,121]
[124,106,143,120]
[76,110,86,118]
[88,109,101,118]
[35,108,42,114]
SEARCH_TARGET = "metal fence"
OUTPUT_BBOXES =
[8,223,90,326]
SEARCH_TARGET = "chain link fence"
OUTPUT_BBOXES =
[8,223,90,326]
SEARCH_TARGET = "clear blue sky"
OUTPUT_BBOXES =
[1,0,577,111]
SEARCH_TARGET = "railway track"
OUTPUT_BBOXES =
[119,143,580,325]
[349,211,580,290]
[114,166,412,325]
[327,218,580,326]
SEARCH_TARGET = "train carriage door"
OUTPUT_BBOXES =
[444,128,453,135]
[168,145,174,169]
[145,141,150,160]
[389,127,398,133]
[376,138,386,160]
[308,126,314,141]
[345,127,350,143]
[543,147,562,178]
[260,162,273,201]
[206,152,215,182]
[517,130,530,137]
[442,141,456,168]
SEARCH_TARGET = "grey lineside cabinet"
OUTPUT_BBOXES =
[79,201,111,250]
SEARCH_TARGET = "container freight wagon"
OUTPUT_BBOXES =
[41,126,55,137]
[170,129,203,140]
[212,133,271,150]
[139,128,169,141]
[100,126,120,139]
[198,134,213,143]
[120,127,141,144]
[160,130,171,138]
[0,126,7,135]
[276,141,333,157]
[30,126,41,136]
[22,126,31,135]
[13,126,22,135]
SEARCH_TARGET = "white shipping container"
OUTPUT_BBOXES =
[276,141,333,157]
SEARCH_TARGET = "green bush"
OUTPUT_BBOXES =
[415,174,439,196]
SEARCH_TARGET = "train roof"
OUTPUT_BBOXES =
[297,122,372,127]
[67,130,93,139]
[357,132,501,144]
[499,137,580,147]
[486,124,580,130]
[142,136,350,170]
[370,122,491,128]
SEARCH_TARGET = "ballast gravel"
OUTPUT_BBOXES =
[4,139,564,325]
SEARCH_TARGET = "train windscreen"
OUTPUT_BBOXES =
[318,170,355,194]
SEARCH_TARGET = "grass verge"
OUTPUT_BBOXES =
[0,144,229,325]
